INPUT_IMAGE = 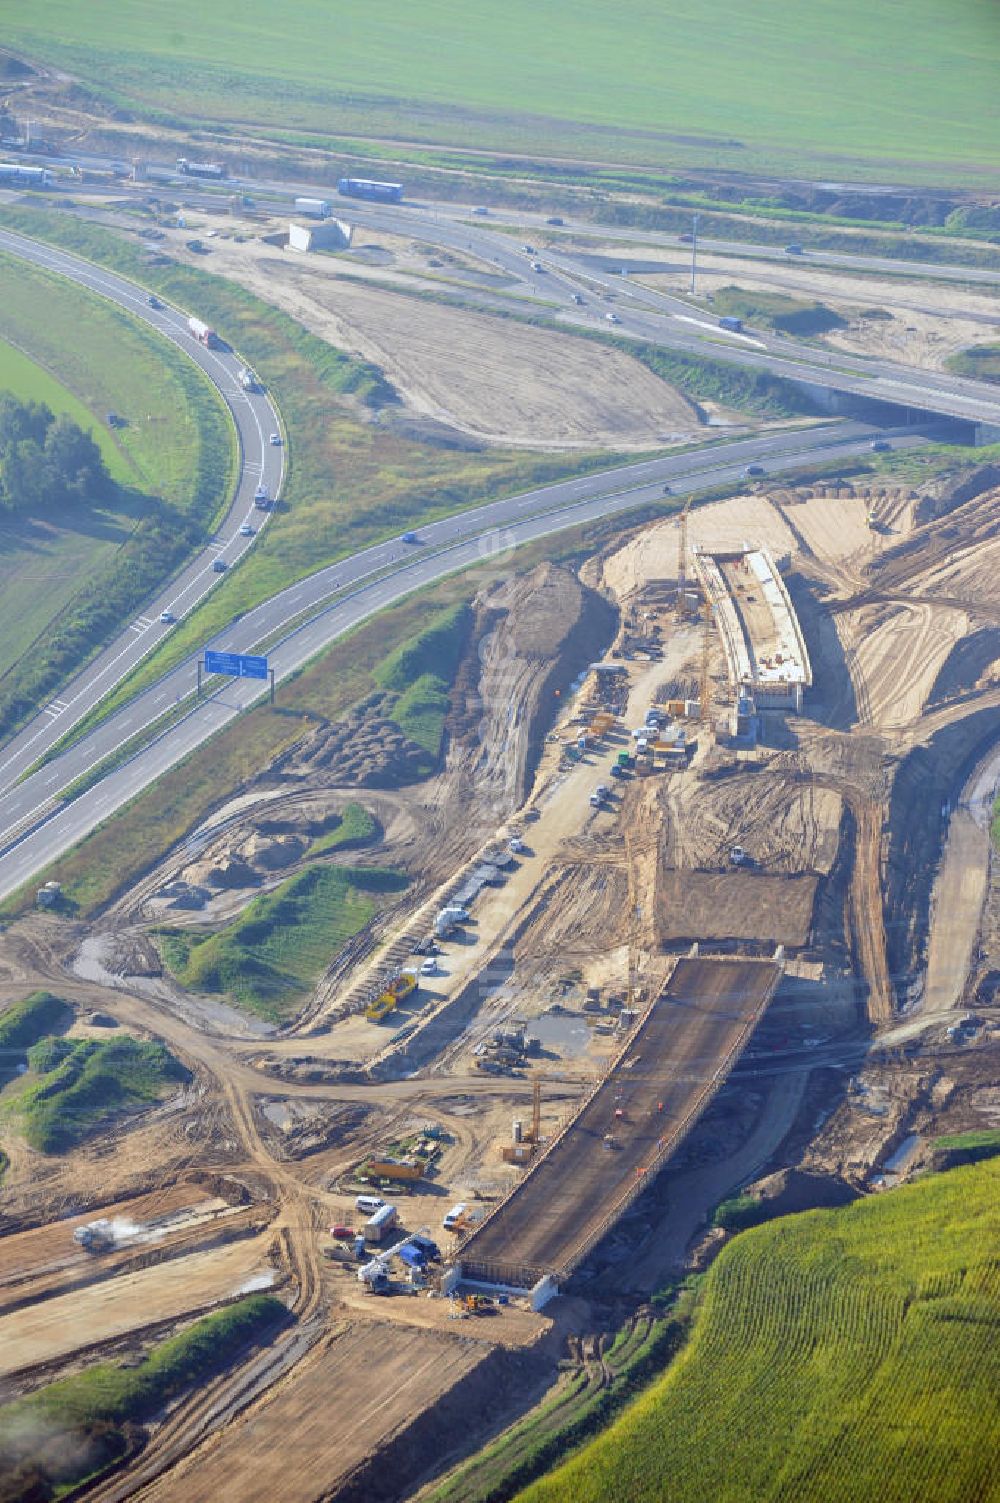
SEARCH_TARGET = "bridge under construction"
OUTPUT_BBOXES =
[454,954,782,1296]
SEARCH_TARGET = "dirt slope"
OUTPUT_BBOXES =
[201,238,702,450]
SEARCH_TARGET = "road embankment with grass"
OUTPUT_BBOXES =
[0,246,235,739]
[947,342,1000,386]
[517,1159,1000,1503]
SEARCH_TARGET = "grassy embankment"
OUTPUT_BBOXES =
[310,800,377,855]
[0,250,234,738]
[0,1294,286,1501]
[517,1159,1000,1503]
[428,1294,693,1503]
[4,1,998,181]
[707,286,848,337]
[0,206,624,729]
[14,1035,189,1151]
[932,1128,1000,1168]
[156,862,409,1022]
[0,991,72,1085]
[946,343,1000,385]
[0,990,188,1152]
[373,602,471,760]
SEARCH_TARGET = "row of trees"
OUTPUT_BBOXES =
[0,394,112,513]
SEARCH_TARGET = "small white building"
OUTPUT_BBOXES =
[288,218,353,253]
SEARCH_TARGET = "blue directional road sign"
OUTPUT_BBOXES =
[204,650,269,680]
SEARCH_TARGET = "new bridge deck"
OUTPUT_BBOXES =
[457,956,781,1288]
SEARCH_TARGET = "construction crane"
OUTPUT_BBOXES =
[530,1073,542,1146]
[675,497,693,616]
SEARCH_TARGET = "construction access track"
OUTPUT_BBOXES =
[457,956,782,1288]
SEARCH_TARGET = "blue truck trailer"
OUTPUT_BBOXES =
[337,177,403,203]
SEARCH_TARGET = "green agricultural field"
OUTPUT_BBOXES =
[4,2,998,181]
[0,250,233,729]
[519,1160,1000,1503]
[157,862,410,1021]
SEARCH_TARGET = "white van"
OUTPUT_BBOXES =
[442,1202,468,1231]
[355,1194,385,1215]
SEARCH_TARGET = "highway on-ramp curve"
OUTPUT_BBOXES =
[0,226,284,790]
[0,414,923,903]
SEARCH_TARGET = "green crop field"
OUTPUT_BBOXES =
[0,249,233,732]
[519,1160,1000,1503]
[5,1,998,181]
[156,862,410,1021]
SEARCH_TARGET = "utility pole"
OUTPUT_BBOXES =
[690,212,699,296]
[676,496,693,616]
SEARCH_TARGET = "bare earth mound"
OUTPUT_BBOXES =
[205,241,702,450]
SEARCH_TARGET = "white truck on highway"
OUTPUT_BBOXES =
[187,315,219,348]
[294,196,331,218]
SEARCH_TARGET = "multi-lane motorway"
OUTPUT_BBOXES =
[316,197,1000,429]
[0,410,923,901]
[33,152,1000,426]
[1,167,998,900]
